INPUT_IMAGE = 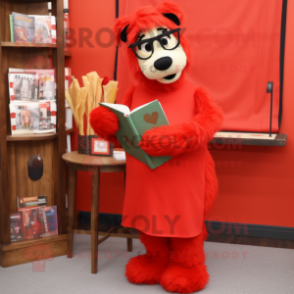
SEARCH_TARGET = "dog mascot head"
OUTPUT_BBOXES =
[114,1,191,91]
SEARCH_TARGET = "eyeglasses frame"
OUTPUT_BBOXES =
[128,28,181,60]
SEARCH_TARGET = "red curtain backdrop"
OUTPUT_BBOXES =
[117,0,283,132]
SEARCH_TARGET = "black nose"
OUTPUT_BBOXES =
[154,57,173,71]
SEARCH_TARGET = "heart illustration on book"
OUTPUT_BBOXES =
[123,135,134,146]
[143,112,159,125]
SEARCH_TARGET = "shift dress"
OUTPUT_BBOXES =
[121,79,206,238]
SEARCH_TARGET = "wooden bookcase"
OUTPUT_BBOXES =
[0,0,68,267]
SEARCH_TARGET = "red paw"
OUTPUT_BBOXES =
[126,254,168,285]
[160,262,209,293]
[139,124,197,157]
[139,127,176,157]
[90,107,119,140]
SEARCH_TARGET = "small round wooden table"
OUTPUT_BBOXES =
[62,151,130,274]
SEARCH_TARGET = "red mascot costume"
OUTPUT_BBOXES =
[90,1,223,293]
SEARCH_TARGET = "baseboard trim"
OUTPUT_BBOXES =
[205,221,294,240]
[79,212,294,240]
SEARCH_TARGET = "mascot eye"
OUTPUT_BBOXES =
[160,34,179,50]
[135,41,154,59]
[139,42,153,53]
[160,36,170,47]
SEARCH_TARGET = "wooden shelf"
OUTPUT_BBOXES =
[0,234,68,268]
[7,133,58,141]
[49,50,72,58]
[66,128,74,135]
[1,41,57,48]
[0,234,68,252]
[64,51,72,58]
[8,0,50,3]
[210,132,287,147]
[0,0,68,268]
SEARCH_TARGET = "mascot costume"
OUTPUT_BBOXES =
[90,1,223,293]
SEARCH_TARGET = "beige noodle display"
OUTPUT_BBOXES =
[65,71,118,135]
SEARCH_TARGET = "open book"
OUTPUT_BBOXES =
[99,100,171,169]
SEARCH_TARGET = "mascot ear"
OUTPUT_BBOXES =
[120,24,129,43]
[157,1,184,26]
[162,13,180,26]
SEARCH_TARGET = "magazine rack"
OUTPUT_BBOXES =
[0,0,68,267]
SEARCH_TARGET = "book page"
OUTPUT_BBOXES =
[131,101,154,113]
[99,103,130,115]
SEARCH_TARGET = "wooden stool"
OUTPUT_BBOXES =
[62,151,134,274]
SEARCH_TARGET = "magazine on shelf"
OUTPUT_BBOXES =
[41,206,58,237]
[29,15,52,43]
[9,68,56,101]
[8,73,39,102]
[11,12,35,43]
[39,102,55,131]
[10,101,57,135]
[29,15,56,44]
[9,68,55,80]
[20,207,42,240]
[64,12,70,49]
[65,67,72,90]
[39,77,55,100]
[64,0,69,10]
[38,208,46,237]
[9,15,14,42]
[10,212,24,242]
[10,13,56,44]
[51,15,57,44]
[17,196,47,209]
[10,102,40,133]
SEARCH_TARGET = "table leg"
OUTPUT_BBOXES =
[124,171,133,252]
[91,167,100,274]
[74,210,80,229]
[127,228,133,252]
[67,168,77,258]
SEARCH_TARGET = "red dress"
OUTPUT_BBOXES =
[121,80,206,238]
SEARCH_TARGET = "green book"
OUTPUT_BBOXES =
[9,15,14,42]
[99,100,172,169]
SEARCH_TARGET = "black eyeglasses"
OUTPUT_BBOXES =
[128,28,181,60]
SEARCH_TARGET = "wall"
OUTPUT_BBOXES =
[68,0,294,228]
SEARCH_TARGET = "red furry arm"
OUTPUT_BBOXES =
[120,85,134,108]
[139,88,223,157]
[89,85,135,146]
